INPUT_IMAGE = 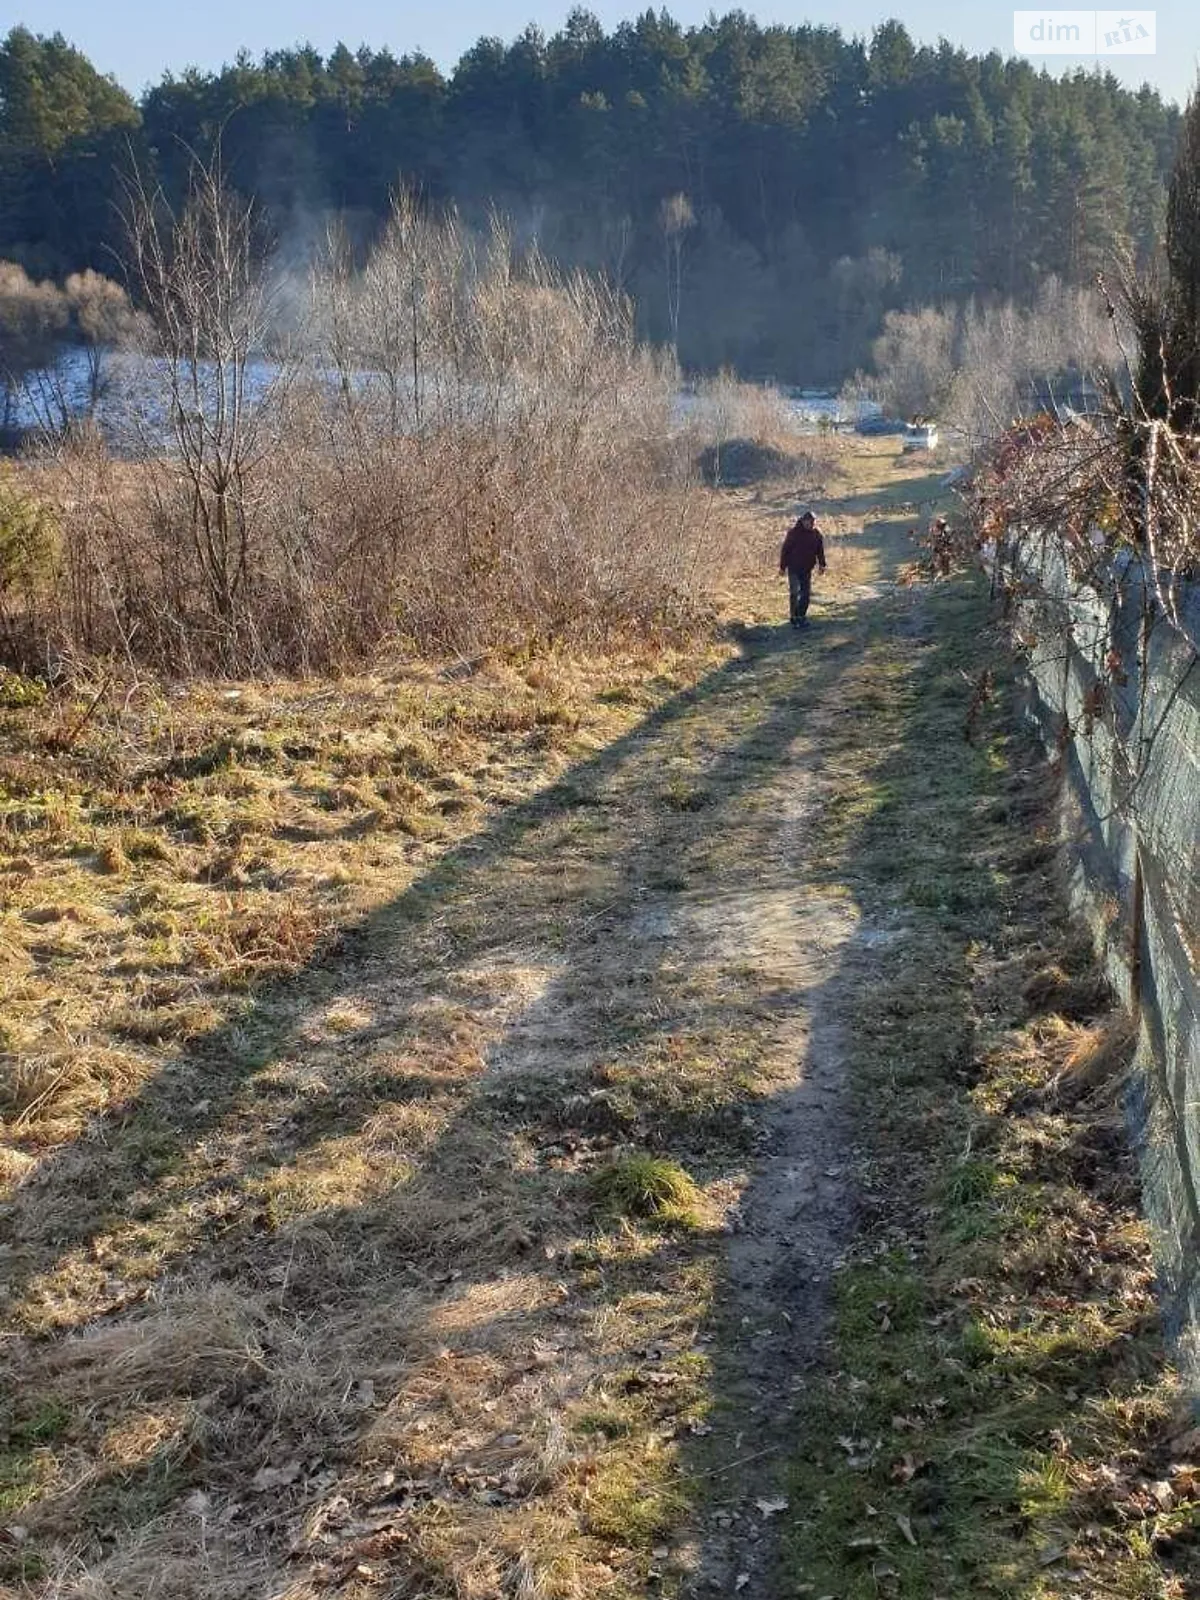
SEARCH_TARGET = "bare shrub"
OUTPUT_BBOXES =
[694,368,793,447]
[294,203,712,657]
[32,180,717,673]
[64,269,147,413]
[867,281,1119,445]
[0,261,69,429]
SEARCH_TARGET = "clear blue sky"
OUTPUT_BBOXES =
[10,1,1200,105]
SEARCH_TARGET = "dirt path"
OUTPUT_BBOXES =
[668,516,931,1600]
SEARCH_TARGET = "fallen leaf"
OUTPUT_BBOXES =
[251,1460,302,1493]
[756,1497,789,1519]
[895,1514,918,1547]
[836,1435,881,1469]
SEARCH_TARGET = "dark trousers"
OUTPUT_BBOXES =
[788,567,812,623]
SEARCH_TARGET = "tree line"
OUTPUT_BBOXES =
[0,11,1183,382]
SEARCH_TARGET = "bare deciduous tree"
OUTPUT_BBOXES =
[660,193,694,355]
[868,305,958,421]
[865,281,1118,444]
[124,155,292,664]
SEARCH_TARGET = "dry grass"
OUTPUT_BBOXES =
[14,437,1164,1600]
[1,659,662,1136]
[1,638,725,1591]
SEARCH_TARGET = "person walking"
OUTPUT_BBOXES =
[779,509,827,628]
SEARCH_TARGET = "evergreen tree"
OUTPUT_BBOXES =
[0,27,140,272]
[0,18,1181,381]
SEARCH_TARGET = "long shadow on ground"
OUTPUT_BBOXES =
[7,517,1125,1598]
[1,544,879,1586]
[4,613,856,1303]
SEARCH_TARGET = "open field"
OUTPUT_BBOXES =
[2,438,1197,1599]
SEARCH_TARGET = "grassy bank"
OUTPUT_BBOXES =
[778,573,1200,1597]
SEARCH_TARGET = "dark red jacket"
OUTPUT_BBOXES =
[780,521,826,575]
